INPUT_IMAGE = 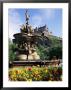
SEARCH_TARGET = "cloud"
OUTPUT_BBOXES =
[39,9,56,20]
[8,9,23,39]
[30,9,56,28]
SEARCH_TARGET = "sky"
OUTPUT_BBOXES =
[8,9,62,39]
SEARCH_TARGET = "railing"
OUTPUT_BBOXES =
[9,59,62,68]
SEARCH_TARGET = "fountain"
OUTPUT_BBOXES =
[13,10,40,63]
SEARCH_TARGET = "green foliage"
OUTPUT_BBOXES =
[9,38,16,61]
[36,45,49,60]
[48,45,62,59]
[49,35,61,47]
[36,35,62,60]
[48,36,62,59]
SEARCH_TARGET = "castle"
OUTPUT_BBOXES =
[34,25,52,37]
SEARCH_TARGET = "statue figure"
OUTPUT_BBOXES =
[25,10,30,21]
[29,26,33,34]
[20,24,27,33]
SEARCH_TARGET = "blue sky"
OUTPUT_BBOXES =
[8,9,62,39]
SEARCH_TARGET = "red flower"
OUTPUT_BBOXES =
[28,67,32,71]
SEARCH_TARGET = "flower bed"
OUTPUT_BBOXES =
[9,66,62,81]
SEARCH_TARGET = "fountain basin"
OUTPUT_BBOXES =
[16,53,40,61]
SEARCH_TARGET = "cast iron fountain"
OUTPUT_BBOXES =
[12,10,42,66]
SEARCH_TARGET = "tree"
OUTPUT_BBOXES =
[48,45,62,60]
[9,38,17,61]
